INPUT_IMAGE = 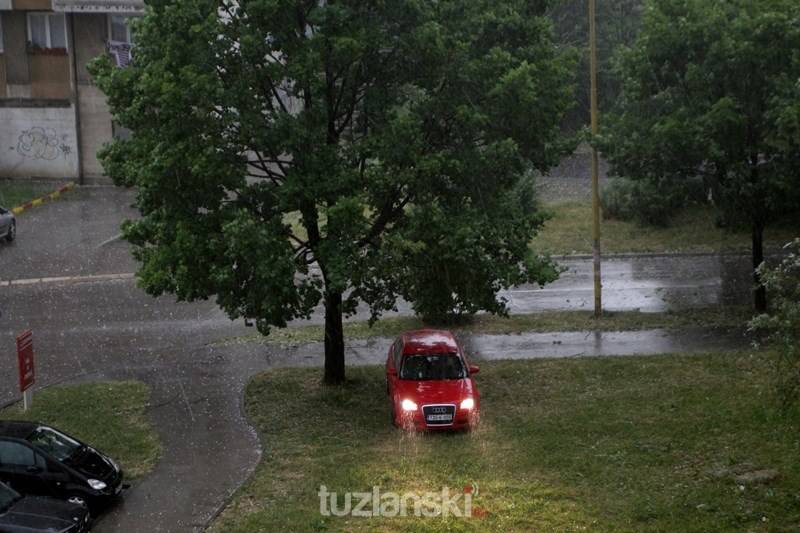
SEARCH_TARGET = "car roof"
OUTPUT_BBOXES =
[401,329,459,356]
[0,420,38,439]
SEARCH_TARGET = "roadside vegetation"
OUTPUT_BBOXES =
[218,307,751,346]
[751,240,800,409]
[0,181,50,209]
[532,201,799,256]
[212,352,800,532]
[0,381,161,479]
[599,0,800,313]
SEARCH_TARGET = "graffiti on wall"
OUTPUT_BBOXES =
[15,127,72,161]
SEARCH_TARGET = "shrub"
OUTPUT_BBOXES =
[601,176,707,226]
[750,239,800,410]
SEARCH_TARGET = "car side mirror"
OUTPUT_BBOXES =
[469,365,480,375]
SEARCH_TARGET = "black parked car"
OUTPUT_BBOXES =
[0,481,90,532]
[0,207,15,243]
[0,422,125,513]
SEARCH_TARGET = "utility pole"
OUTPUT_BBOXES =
[589,0,602,317]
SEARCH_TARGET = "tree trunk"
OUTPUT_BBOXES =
[752,221,767,313]
[323,290,346,385]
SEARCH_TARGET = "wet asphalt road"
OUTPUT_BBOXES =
[0,186,757,532]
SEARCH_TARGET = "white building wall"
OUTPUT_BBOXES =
[78,85,113,178]
[0,106,79,179]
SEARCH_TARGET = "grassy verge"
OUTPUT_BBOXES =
[1,381,161,479]
[0,181,52,209]
[211,352,800,532]
[219,307,752,346]
[532,202,799,255]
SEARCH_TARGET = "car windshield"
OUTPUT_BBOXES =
[27,427,82,462]
[0,483,21,513]
[400,354,466,380]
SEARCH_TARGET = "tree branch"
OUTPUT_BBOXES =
[359,191,411,247]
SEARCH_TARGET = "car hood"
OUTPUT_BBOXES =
[0,496,87,532]
[66,446,117,482]
[393,378,476,405]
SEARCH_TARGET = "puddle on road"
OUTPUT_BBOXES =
[504,254,754,313]
[269,326,751,369]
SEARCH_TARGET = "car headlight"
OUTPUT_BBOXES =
[460,398,475,410]
[87,479,107,491]
[401,399,418,411]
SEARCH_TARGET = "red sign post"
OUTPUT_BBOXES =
[16,330,34,410]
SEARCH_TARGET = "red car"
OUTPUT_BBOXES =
[386,329,480,430]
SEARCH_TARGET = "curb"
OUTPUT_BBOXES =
[10,182,76,215]
[550,248,787,261]
[200,380,263,532]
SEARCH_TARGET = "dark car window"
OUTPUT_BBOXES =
[0,441,35,467]
[393,340,403,370]
[34,453,48,471]
[26,427,82,462]
[400,354,466,380]
[0,483,21,513]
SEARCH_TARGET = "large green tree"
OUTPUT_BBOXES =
[91,0,574,384]
[602,0,800,312]
[548,0,643,128]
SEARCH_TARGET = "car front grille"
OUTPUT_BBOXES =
[422,404,456,426]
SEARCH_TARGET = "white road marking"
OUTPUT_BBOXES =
[0,272,135,287]
[0,271,718,295]
[97,233,124,247]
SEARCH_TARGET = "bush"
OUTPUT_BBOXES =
[601,176,707,226]
[750,239,800,410]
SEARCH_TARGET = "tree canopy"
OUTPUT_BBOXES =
[91,0,575,383]
[548,0,643,128]
[601,0,800,311]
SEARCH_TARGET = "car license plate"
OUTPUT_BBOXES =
[427,414,452,421]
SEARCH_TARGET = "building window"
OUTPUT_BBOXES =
[0,17,4,53]
[27,12,67,51]
[107,15,134,68]
[108,15,133,44]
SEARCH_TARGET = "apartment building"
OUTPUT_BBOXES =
[0,0,142,182]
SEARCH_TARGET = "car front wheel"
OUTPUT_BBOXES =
[5,222,14,242]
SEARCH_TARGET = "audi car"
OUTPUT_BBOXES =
[0,480,90,532]
[386,329,480,430]
[0,421,125,513]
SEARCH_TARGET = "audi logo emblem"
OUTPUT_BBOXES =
[432,407,447,414]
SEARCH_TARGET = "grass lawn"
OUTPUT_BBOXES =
[0,181,52,209]
[219,307,753,346]
[211,352,800,532]
[532,202,799,255]
[0,381,161,479]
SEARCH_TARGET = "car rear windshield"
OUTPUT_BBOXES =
[27,427,82,462]
[400,353,466,380]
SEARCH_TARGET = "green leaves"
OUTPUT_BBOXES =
[750,239,800,409]
[92,0,574,342]
[602,0,800,226]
